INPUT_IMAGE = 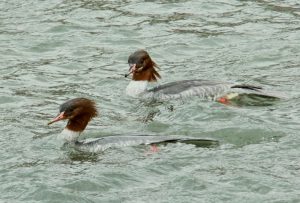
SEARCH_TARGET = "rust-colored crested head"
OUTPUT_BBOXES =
[127,49,161,82]
[48,98,98,132]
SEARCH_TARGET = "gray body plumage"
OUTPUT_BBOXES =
[73,135,218,153]
[142,80,241,101]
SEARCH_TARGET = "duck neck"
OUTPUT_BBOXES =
[66,115,90,132]
[126,80,149,97]
[58,115,91,142]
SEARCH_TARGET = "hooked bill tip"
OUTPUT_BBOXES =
[47,120,54,125]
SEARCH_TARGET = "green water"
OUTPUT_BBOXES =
[1,0,300,202]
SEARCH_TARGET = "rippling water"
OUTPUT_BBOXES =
[1,0,300,202]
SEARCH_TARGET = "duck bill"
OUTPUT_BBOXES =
[48,112,66,125]
[125,64,136,78]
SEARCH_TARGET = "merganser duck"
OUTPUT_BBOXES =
[125,50,280,103]
[48,98,218,153]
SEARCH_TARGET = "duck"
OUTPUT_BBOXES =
[48,98,218,153]
[125,49,280,103]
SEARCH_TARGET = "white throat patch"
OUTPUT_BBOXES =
[126,80,148,97]
[58,128,81,142]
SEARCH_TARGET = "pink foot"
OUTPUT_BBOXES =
[217,97,230,105]
[144,144,159,155]
[150,144,159,153]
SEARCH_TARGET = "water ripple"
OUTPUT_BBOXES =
[1,0,300,202]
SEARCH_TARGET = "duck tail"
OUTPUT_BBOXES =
[231,84,263,91]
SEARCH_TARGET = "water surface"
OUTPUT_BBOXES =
[1,0,300,202]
